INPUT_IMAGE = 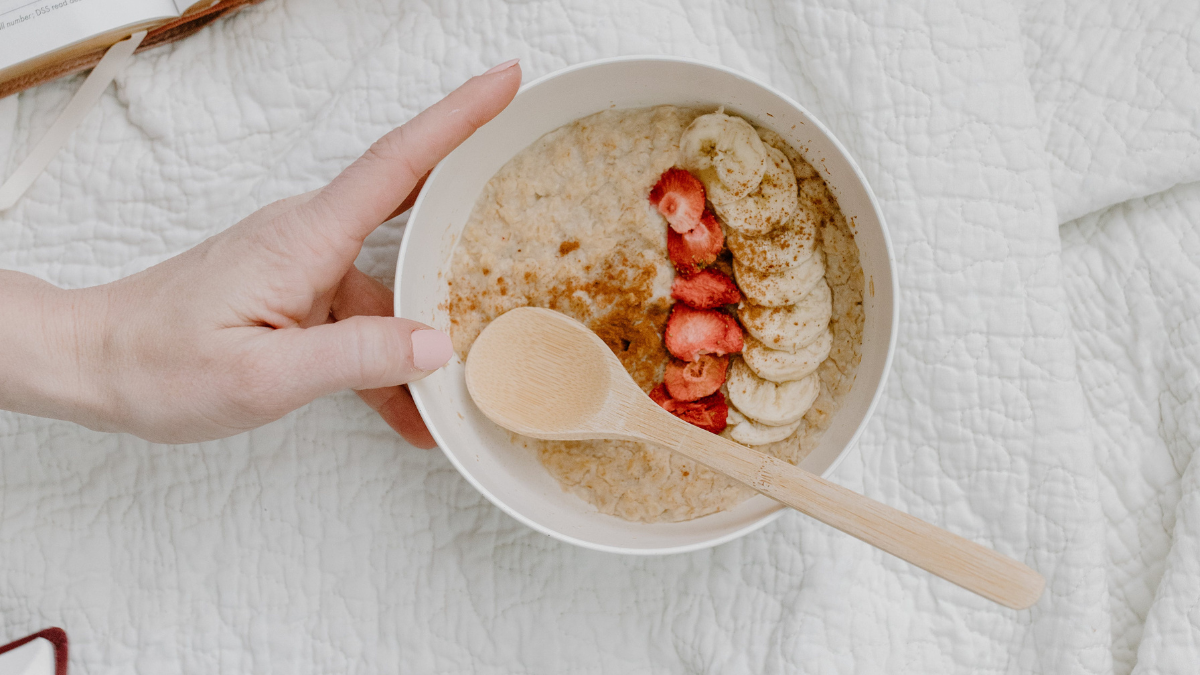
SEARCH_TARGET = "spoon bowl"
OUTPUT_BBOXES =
[466,308,619,437]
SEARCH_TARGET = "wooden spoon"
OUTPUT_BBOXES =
[464,306,1045,609]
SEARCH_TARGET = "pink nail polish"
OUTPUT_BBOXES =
[411,329,454,371]
[484,58,520,75]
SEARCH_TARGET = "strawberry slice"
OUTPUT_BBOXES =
[677,392,729,434]
[665,354,729,401]
[649,167,706,234]
[667,210,724,275]
[650,382,674,409]
[649,384,729,434]
[664,304,744,362]
[671,269,741,309]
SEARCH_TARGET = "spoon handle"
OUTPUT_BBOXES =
[642,418,1044,609]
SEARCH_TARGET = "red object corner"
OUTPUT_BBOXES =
[0,627,68,675]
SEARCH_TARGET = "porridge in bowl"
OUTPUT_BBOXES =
[446,105,864,523]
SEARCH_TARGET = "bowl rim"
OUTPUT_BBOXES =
[398,54,899,555]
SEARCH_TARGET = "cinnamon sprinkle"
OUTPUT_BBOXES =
[447,251,670,392]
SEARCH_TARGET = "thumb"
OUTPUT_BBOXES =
[275,316,454,399]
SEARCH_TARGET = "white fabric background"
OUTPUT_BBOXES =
[1061,181,1200,675]
[0,0,1196,672]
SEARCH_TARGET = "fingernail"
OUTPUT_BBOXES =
[484,58,520,75]
[411,329,454,371]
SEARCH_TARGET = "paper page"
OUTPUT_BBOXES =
[0,638,54,675]
[0,0,178,72]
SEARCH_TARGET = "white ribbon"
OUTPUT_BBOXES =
[0,30,147,211]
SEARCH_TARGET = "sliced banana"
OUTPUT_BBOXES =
[738,279,832,352]
[733,249,825,307]
[725,405,804,446]
[712,146,798,237]
[756,127,820,182]
[680,112,768,205]
[726,358,820,427]
[725,201,820,274]
[742,330,832,383]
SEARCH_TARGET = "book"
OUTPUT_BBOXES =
[0,0,260,98]
[0,628,68,675]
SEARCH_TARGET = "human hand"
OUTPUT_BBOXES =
[8,61,521,445]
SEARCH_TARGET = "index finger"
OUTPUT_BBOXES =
[305,61,521,244]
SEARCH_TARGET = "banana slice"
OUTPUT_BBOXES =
[738,279,832,352]
[756,127,820,182]
[680,112,768,205]
[742,330,833,383]
[725,201,820,274]
[726,358,820,427]
[712,146,798,237]
[733,249,825,307]
[725,405,804,446]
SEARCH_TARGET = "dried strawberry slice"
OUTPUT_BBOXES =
[675,392,729,434]
[650,383,675,410]
[667,210,724,275]
[649,167,707,234]
[671,269,741,309]
[649,384,728,434]
[664,354,729,401]
[664,304,744,362]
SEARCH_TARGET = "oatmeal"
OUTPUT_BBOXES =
[446,106,864,523]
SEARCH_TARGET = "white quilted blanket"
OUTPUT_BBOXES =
[1,0,1197,672]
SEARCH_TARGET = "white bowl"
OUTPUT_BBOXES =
[396,56,897,555]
